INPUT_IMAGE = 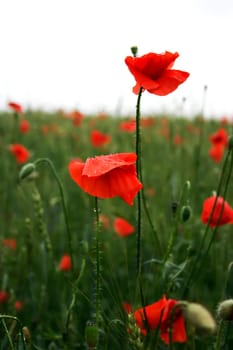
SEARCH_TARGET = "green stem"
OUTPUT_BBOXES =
[34,158,74,271]
[215,320,225,350]
[181,145,233,298]
[94,197,102,333]
[0,315,26,350]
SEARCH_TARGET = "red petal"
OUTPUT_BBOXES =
[148,70,190,96]
[82,153,137,177]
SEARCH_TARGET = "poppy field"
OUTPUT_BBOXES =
[1,50,233,349]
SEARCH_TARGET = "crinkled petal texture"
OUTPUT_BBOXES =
[201,196,233,227]
[125,52,189,95]
[134,295,187,344]
[68,153,142,206]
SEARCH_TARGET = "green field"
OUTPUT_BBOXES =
[0,109,233,349]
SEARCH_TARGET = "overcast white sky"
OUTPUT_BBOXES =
[1,0,233,118]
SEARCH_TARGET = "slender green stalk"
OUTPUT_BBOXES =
[93,196,102,345]
[181,144,233,298]
[0,315,27,350]
[34,158,74,271]
[1,318,15,350]
[214,320,225,350]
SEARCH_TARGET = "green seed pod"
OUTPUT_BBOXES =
[131,46,138,57]
[181,205,192,222]
[19,163,36,180]
[85,321,99,349]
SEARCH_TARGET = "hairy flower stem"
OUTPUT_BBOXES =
[94,197,102,339]
[34,158,74,272]
[181,145,233,298]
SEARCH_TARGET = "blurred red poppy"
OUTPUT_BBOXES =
[58,254,72,271]
[113,217,135,237]
[20,119,30,133]
[8,102,23,113]
[10,144,30,164]
[2,239,17,250]
[119,120,136,132]
[209,144,225,163]
[0,291,9,303]
[91,130,111,148]
[125,51,189,95]
[201,195,233,227]
[123,302,133,314]
[99,214,110,230]
[209,128,228,147]
[68,153,142,206]
[134,295,186,344]
[71,110,84,126]
[14,300,23,311]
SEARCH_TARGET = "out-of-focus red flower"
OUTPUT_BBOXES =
[0,291,9,303]
[134,295,187,345]
[119,120,136,132]
[71,110,84,126]
[140,117,155,128]
[9,144,30,164]
[8,102,23,114]
[201,195,233,227]
[125,51,189,95]
[145,188,156,197]
[209,128,228,147]
[99,214,110,230]
[20,119,30,133]
[58,254,72,271]
[209,144,225,163]
[113,217,135,237]
[2,239,17,250]
[173,134,183,145]
[123,302,133,314]
[68,153,142,206]
[220,116,228,125]
[14,300,23,311]
[90,130,111,148]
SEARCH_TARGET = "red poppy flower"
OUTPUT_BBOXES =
[201,195,233,227]
[123,302,133,314]
[71,110,84,126]
[209,128,228,147]
[134,295,187,344]
[14,300,23,311]
[58,254,72,271]
[125,51,189,95]
[20,119,30,133]
[2,239,17,250]
[8,101,23,113]
[209,144,225,163]
[9,144,30,164]
[0,291,9,303]
[90,130,111,148]
[119,120,136,132]
[68,153,142,206]
[113,217,135,237]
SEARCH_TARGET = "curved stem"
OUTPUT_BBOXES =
[34,158,74,271]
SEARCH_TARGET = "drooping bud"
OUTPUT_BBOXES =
[217,299,233,321]
[85,321,99,349]
[180,301,216,335]
[131,46,138,57]
[180,205,192,222]
[19,163,36,180]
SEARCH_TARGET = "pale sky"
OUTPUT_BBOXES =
[1,0,233,118]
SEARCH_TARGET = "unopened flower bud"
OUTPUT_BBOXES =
[180,301,216,335]
[181,205,192,222]
[22,326,31,344]
[19,163,36,180]
[85,321,98,349]
[131,46,138,57]
[217,299,233,321]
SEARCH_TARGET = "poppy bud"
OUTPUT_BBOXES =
[85,321,99,349]
[217,299,233,321]
[228,136,233,150]
[130,46,138,57]
[19,163,36,180]
[180,205,192,222]
[180,301,216,335]
[171,201,179,215]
